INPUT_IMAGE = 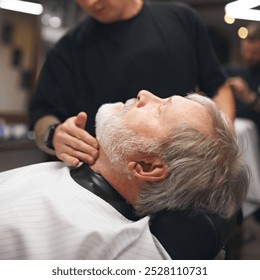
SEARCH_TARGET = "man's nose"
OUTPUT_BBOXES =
[136,90,162,108]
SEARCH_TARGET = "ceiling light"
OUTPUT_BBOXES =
[0,0,43,16]
[225,0,260,21]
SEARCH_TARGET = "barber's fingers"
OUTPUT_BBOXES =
[63,133,98,159]
[58,153,80,167]
[75,112,87,129]
[57,144,98,166]
[54,132,99,164]
[58,146,98,167]
[55,115,99,150]
[52,114,99,166]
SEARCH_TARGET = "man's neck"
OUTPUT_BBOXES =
[70,163,139,221]
[90,149,139,205]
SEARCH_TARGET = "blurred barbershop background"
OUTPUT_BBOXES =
[0,0,259,259]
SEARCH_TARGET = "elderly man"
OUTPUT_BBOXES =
[0,91,248,260]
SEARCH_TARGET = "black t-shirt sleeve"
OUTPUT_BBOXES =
[181,5,226,97]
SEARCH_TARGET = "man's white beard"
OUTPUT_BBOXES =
[95,102,136,167]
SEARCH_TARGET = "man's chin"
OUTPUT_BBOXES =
[95,102,122,143]
[96,102,123,119]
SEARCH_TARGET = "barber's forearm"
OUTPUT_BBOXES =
[34,115,61,155]
[213,83,236,123]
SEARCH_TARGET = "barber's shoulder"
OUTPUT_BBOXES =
[161,1,197,13]
[53,17,90,51]
[149,1,200,25]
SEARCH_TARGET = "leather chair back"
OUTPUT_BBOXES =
[150,209,235,259]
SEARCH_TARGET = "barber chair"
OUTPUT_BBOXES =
[150,209,235,260]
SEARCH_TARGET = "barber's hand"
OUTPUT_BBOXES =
[228,77,256,105]
[53,112,99,166]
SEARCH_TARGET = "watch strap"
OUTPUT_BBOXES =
[44,123,60,150]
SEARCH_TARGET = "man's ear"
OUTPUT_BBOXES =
[128,158,169,182]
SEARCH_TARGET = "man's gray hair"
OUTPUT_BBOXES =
[133,94,249,219]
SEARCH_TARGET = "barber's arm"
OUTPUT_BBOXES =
[34,113,99,166]
[212,82,236,123]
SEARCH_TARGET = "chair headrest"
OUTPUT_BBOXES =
[150,209,235,259]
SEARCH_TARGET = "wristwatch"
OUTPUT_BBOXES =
[44,124,60,150]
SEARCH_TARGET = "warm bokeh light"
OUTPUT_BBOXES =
[224,14,235,24]
[238,27,248,39]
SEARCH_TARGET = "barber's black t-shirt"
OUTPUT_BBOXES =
[29,2,226,136]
